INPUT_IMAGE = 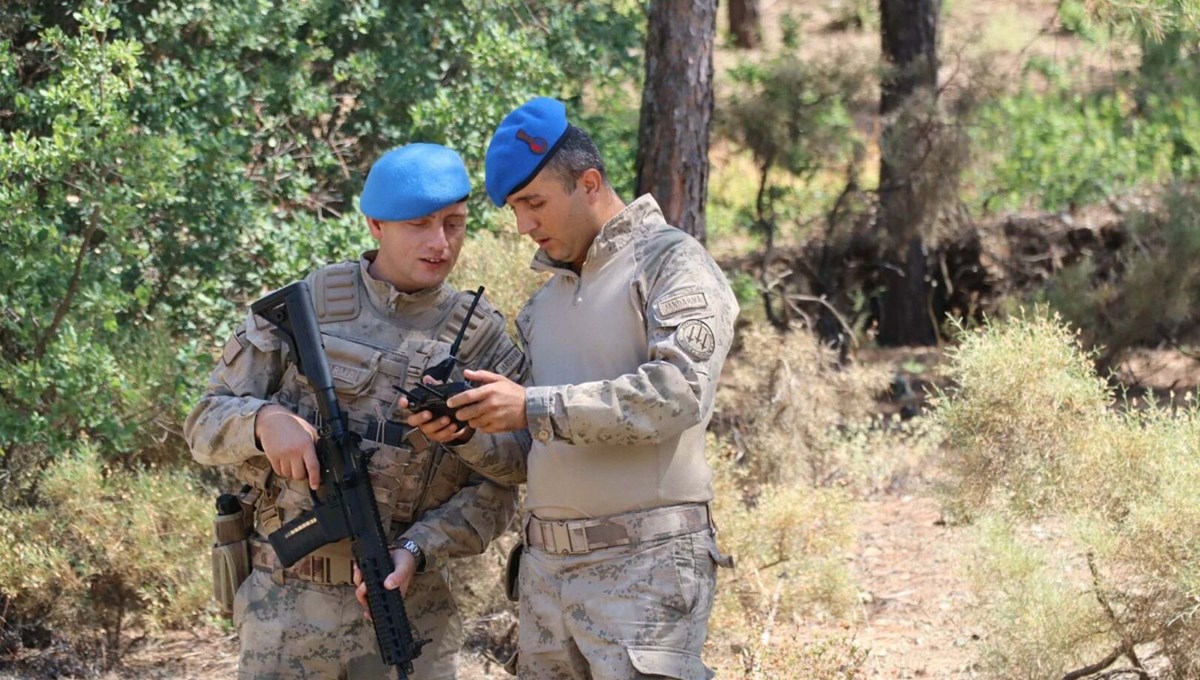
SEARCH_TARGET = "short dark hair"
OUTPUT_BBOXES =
[544,125,607,192]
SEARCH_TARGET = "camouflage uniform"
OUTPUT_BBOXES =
[454,195,738,679]
[186,254,526,680]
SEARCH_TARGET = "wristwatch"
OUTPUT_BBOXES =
[398,538,426,571]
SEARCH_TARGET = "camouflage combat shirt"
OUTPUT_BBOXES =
[185,252,527,570]
[455,195,739,520]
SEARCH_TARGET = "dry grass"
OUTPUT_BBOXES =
[937,309,1200,678]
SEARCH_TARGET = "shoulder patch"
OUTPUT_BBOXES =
[221,330,247,366]
[655,290,709,319]
[675,319,716,361]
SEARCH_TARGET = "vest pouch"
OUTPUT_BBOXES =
[211,498,250,617]
[295,333,383,398]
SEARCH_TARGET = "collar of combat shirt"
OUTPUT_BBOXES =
[359,250,454,315]
[529,194,666,277]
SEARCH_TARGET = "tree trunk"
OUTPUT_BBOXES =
[635,0,716,243]
[728,0,762,49]
[876,0,941,346]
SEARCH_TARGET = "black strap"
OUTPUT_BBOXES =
[361,418,410,448]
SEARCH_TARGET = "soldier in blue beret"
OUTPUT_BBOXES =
[186,142,527,679]
[404,98,740,679]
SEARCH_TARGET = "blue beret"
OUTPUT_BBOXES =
[360,143,470,221]
[484,97,569,206]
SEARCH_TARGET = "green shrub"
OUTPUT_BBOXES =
[932,309,1110,519]
[966,515,1110,679]
[0,447,211,666]
[937,311,1200,677]
[0,0,645,501]
[971,82,1182,212]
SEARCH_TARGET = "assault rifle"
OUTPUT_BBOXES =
[251,281,425,680]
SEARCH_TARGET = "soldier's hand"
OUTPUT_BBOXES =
[352,549,417,620]
[399,395,474,444]
[255,404,321,489]
[448,369,528,434]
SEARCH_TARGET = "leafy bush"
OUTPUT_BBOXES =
[0,447,211,667]
[937,310,1200,677]
[0,0,645,504]
[718,53,867,243]
[971,61,1200,212]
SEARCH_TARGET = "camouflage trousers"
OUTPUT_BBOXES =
[516,528,721,680]
[233,566,460,679]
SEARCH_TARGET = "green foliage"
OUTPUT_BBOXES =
[0,1,646,659]
[0,447,211,664]
[0,0,645,504]
[718,53,867,240]
[938,311,1200,676]
[971,73,1193,211]
[1077,0,1200,43]
[972,1,1200,214]
[1057,0,1113,43]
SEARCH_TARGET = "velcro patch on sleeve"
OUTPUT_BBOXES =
[222,331,247,366]
[674,319,716,360]
[654,289,709,320]
[494,344,525,379]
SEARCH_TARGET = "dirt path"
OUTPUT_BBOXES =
[41,490,985,680]
[2,491,986,680]
[847,493,982,679]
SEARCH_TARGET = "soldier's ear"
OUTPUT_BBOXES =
[366,217,384,241]
[580,168,603,203]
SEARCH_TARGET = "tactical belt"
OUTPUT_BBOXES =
[250,539,357,587]
[525,503,711,555]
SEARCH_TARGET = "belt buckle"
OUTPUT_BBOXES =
[547,521,590,554]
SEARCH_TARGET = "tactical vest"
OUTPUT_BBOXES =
[235,261,512,542]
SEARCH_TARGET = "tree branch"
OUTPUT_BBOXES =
[34,204,99,360]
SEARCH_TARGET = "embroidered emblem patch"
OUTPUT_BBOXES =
[516,129,548,154]
[655,291,709,318]
[675,319,716,360]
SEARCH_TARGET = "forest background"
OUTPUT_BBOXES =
[3,0,1200,678]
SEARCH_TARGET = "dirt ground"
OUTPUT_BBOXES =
[0,485,984,680]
